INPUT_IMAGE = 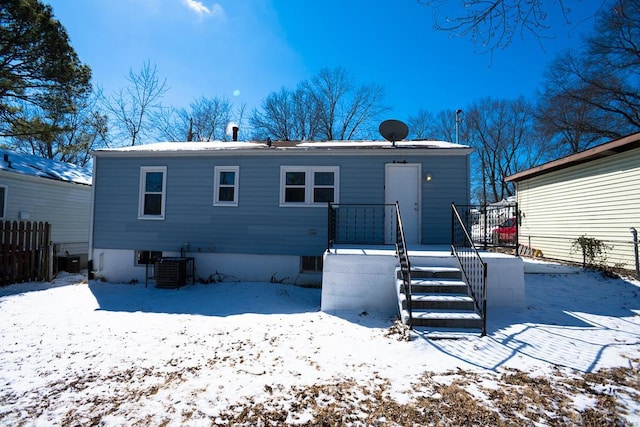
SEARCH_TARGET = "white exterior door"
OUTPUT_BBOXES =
[385,164,421,244]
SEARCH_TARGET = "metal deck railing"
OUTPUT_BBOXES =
[451,203,487,336]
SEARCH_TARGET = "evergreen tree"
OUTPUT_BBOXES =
[0,0,93,162]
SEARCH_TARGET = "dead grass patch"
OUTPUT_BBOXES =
[1,361,638,426]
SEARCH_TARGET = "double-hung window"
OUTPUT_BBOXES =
[138,166,167,220]
[280,166,339,206]
[214,166,239,206]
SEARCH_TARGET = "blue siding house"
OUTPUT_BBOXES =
[89,140,472,284]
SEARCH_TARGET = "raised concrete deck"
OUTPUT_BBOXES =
[321,245,525,318]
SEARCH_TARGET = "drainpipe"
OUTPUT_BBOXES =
[631,227,639,278]
[88,158,97,280]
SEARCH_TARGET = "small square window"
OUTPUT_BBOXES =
[286,171,306,186]
[285,188,306,203]
[313,188,334,203]
[218,187,235,202]
[301,256,323,272]
[145,172,164,192]
[144,194,162,215]
[314,172,334,186]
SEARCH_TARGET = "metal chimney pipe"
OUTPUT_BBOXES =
[232,126,239,142]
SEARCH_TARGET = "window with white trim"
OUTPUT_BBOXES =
[138,166,167,219]
[135,250,162,266]
[0,185,6,218]
[214,166,239,206]
[280,166,339,206]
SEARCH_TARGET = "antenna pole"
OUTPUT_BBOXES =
[455,109,463,145]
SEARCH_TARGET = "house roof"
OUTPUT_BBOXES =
[92,139,472,157]
[0,149,92,186]
[505,132,640,183]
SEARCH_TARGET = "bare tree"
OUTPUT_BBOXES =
[535,90,604,155]
[536,0,640,151]
[250,88,298,141]
[250,88,291,141]
[408,108,465,142]
[304,68,388,140]
[251,68,388,141]
[103,61,169,146]
[536,51,616,155]
[231,101,248,140]
[580,0,640,131]
[465,97,541,203]
[407,109,436,139]
[588,0,640,72]
[9,89,107,166]
[155,96,246,142]
[418,0,603,52]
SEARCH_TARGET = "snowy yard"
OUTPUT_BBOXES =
[0,260,639,426]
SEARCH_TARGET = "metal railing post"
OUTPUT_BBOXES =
[631,227,639,278]
[515,202,520,257]
[327,202,332,251]
[450,202,455,255]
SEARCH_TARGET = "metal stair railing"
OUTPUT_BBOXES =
[451,203,487,336]
[395,202,412,327]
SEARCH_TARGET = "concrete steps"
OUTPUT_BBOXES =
[397,265,483,336]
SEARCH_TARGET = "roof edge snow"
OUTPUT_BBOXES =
[92,139,472,157]
[0,149,92,185]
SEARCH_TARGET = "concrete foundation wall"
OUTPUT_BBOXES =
[321,251,398,316]
[91,248,320,285]
[484,255,525,309]
[321,247,525,317]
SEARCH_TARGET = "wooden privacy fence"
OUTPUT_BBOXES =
[1,221,52,285]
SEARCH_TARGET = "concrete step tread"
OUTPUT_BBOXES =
[407,278,467,286]
[412,294,474,302]
[413,327,482,339]
[410,266,461,273]
[412,310,481,320]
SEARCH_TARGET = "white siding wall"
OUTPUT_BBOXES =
[0,171,91,254]
[516,148,640,269]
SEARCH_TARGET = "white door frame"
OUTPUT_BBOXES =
[385,163,421,244]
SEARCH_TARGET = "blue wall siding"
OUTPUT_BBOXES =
[421,154,470,243]
[92,151,469,254]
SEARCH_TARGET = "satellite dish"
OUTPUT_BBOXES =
[379,119,409,146]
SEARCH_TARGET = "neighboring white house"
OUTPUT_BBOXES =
[0,149,92,270]
[505,132,640,271]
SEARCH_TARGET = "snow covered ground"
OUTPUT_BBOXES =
[0,259,639,425]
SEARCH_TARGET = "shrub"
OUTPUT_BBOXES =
[570,235,610,271]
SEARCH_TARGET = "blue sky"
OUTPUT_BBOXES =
[45,0,602,135]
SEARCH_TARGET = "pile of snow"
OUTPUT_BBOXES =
[0,262,638,425]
